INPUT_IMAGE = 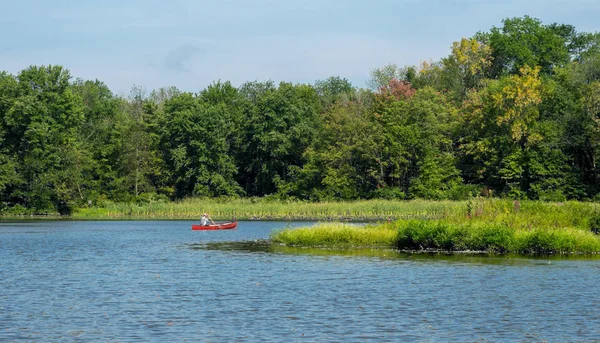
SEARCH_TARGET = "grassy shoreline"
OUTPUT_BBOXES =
[4,197,600,255]
[269,198,600,255]
[65,198,464,221]
[271,220,600,255]
[2,198,598,222]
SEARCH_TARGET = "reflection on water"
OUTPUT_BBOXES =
[189,239,600,265]
[1,220,599,342]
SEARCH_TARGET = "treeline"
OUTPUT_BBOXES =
[1,16,600,214]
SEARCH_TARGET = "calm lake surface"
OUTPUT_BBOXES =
[1,220,599,342]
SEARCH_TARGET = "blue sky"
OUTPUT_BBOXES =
[1,0,599,94]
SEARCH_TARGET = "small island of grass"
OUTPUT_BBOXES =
[270,198,600,255]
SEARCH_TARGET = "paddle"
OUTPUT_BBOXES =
[207,214,216,225]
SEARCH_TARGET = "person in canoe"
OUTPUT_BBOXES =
[200,213,215,226]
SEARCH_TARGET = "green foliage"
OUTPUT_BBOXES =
[590,212,600,234]
[0,151,21,195]
[270,218,600,255]
[73,198,460,220]
[160,88,242,198]
[271,223,397,247]
[368,187,406,200]
[289,91,377,200]
[0,65,85,214]
[269,199,600,254]
[446,184,482,201]
[421,38,493,102]
[373,87,461,199]
[368,64,406,90]
[409,153,463,200]
[236,81,319,197]
[395,221,513,252]
[314,76,354,106]
[485,16,572,76]
[2,16,600,214]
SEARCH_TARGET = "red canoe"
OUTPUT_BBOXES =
[192,221,237,231]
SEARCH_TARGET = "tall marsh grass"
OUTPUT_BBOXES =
[72,198,464,220]
[71,197,600,224]
[272,220,600,254]
[270,198,600,254]
[271,223,398,247]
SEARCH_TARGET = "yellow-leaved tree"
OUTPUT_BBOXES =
[492,65,543,142]
[459,65,545,197]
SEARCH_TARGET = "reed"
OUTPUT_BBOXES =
[71,198,465,220]
[70,197,600,224]
[270,223,398,247]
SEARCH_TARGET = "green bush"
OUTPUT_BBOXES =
[538,190,567,202]
[395,221,513,252]
[4,204,29,215]
[447,184,482,201]
[369,187,406,200]
[590,212,600,235]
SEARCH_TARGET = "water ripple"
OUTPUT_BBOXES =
[1,220,599,342]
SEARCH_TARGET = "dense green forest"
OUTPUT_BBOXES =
[1,16,600,215]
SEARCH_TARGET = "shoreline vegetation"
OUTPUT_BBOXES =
[5,197,600,255]
[69,198,460,221]
[266,198,600,255]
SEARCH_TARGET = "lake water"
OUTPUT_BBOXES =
[1,220,599,342]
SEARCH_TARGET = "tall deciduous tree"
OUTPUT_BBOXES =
[292,92,378,200]
[236,81,319,196]
[160,89,242,198]
[374,86,461,199]
[483,16,571,76]
[2,65,84,213]
[458,65,571,198]
[435,38,493,102]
